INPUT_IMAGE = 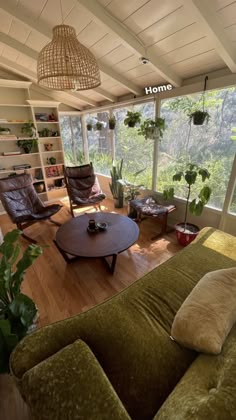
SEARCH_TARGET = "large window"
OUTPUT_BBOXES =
[86,111,112,175]
[158,88,236,209]
[114,102,155,189]
[60,115,84,165]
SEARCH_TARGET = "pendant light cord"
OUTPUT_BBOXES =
[60,0,64,24]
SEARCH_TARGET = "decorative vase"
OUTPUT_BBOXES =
[34,183,45,193]
[44,143,53,151]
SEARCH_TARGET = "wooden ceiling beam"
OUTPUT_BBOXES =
[188,0,236,72]
[77,0,182,87]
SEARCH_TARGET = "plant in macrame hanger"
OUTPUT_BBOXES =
[189,76,210,125]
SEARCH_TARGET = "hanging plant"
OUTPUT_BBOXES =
[109,116,116,130]
[96,121,103,131]
[189,76,210,125]
[87,122,93,131]
[124,111,141,128]
[138,118,165,140]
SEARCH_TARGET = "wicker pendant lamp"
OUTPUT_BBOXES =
[37,3,101,91]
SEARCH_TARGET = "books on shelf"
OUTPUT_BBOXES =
[2,151,21,156]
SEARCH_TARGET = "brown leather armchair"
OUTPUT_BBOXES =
[64,163,106,217]
[0,173,62,242]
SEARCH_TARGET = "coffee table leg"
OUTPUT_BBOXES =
[103,253,118,274]
[110,254,117,274]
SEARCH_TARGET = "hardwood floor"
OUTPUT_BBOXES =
[0,198,182,420]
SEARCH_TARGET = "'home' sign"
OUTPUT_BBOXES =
[145,84,173,94]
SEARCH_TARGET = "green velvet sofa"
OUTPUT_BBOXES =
[10,227,236,420]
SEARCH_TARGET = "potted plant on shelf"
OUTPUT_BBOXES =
[124,111,141,128]
[109,116,116,130]
[21,121,37,138]
[0,229,42,373]
[96,121,103,131]
[138,117,165,140]
[109,159,124,208]
[17,139,37,154]
[163,163,212,246]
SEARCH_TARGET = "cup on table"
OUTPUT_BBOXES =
[88,219,96,230]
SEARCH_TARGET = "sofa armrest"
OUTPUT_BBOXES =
[21,339,131,420]
[154,327,236,420]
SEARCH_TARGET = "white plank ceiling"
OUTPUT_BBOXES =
[0,0,235,109]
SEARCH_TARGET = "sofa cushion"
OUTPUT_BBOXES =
[171,267,236,354]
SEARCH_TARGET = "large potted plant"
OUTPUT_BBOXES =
[109,159,124,208]
[163,163,212,246]
[138,117,165,140]
[124,111,141,128]
[0,229,42,373]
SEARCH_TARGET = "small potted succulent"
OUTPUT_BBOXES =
[96,121,103,131]
[109,116,116,130]
[163,163,212,246]
[138,117,165,140]
[124,111,141,128]
[0,229,42,373]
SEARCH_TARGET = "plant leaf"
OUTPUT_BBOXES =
[189,199,204,215]
[9,293,37,328]
[199,185,212,204]
[173,172,183,182]
[198,168,210,182]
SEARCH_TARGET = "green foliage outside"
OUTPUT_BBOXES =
[0,230,42,372]
[60,89,236,213]
[159,87,236,211]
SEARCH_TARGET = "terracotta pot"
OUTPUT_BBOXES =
[175,222,199,246]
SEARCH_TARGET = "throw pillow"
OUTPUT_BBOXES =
[171,267,236,354]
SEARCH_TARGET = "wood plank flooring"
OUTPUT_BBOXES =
[0,199,182,420]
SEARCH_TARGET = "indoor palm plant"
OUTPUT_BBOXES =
[124,111,141,128]
[163,163,212,246]
[138,117,165,140]
[109,159,124,208]
[0,229,42,373]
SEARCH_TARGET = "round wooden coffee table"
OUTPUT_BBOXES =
[55,212,139,273]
